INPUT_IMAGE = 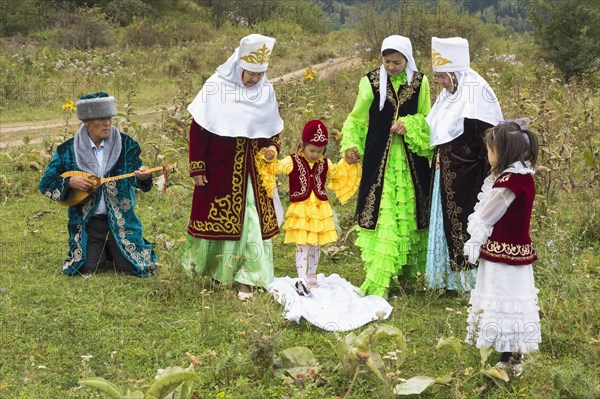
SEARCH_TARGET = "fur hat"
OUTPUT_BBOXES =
[237,34,275,73]
[76,92,118,120]
[431,37,470,72]
[302,120,328,147]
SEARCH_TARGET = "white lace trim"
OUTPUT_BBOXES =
[465,162,534,262]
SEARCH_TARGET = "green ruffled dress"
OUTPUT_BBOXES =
[341,71,433,297]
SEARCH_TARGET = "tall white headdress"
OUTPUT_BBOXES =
[431,37,470,73]
[237,34,275,73]
[187,34,283,139]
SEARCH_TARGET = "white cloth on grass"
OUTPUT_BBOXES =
[267,273,393,332]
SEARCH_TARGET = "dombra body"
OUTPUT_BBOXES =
[58,164,174,206]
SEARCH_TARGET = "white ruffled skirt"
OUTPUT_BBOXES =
[465,259,541,354]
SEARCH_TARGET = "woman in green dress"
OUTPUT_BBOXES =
[341,35,433,298]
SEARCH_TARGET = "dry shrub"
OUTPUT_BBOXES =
[103,0,152,27]
[53,8,114,49]
[356,1,491,60]
[124,19,216,48]
[123,19,169,47]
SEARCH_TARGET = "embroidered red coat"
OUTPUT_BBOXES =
[479,172,538,265]
[187,120,281,240]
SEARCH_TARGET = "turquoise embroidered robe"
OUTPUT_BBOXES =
[38,132,157,277]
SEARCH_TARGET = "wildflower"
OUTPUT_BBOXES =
[61,99,76,111]
[304,66,317,81]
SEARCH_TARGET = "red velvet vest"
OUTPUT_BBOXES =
[288,153,328,202]
[479,172,538,265]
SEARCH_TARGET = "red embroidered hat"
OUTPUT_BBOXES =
[302,120,328,147]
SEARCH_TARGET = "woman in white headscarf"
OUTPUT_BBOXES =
[181,34,284,301]
[341,35,433,298]
[425,37,503,293]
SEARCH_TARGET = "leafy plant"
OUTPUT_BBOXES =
[393,338,510,396]
[527,0,600,80]
[330,323,407,398]
[78,365,200,399]
[273,346,323,389]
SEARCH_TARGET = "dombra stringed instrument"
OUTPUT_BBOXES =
[58,163,175,206]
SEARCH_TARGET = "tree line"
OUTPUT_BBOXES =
[1,0,598,80]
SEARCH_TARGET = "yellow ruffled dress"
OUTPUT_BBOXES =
[256,151,361,246]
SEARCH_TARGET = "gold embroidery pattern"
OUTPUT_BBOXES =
[432,49,452,67]
[239,43,271,65]
[252,141,278,233]
[290,154,308,199]
[368,69,380,93]
[440,148,467,256]
[403,143,429,228]
[189,138,245,234]
[369,69,423,114]
[269,135,281,150]
[189,160,205,173]
[386,79,396,108]
[393,73,422,114]
[481,240,537,262]
[360,134,392,228]
[359,72,423,228]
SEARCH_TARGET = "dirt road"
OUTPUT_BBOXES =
[0,56,360,149]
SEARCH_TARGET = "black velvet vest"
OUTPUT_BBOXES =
[356,69,431,231]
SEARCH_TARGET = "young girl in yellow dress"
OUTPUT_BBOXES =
[256,120,361,295]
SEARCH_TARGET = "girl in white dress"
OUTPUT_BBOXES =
[464,119,541,374]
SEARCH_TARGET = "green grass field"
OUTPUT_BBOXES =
[0,139,598,398]
[1,14,599,398]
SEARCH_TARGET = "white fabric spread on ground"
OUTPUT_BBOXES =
[267,274,393,331]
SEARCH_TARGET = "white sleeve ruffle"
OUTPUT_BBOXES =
[464,177,516,264]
